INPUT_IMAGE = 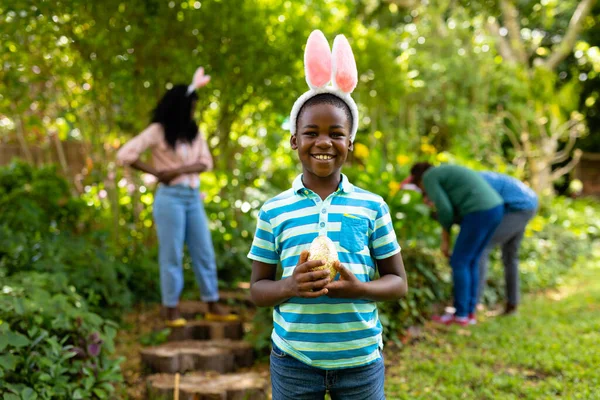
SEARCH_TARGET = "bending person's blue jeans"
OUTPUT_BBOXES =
[450,205,504,317]
[153,184,219,307]
[270,343,385,400]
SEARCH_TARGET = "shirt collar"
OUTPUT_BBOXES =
[292,173,354,195]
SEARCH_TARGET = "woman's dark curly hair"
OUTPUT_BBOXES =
[151,84,199,149]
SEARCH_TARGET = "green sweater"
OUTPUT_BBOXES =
[423,165,503,230]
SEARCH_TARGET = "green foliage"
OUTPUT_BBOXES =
[80,173,162,303]
[0,161,132,319]
[0,272,123,399]
[244,307,275,359]
[378,246,452,342]
[139,328,171,347]
[0,161,88,233]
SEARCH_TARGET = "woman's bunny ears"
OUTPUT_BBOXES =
[186,67,211,96]
[290,30,359,141]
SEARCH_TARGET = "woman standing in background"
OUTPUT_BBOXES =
[117,67,236,326]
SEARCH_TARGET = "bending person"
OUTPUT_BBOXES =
[117,67,236,326]
[406,163,504,325]
[477,171,538,315]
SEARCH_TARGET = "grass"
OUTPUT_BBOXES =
[384,262,600,400]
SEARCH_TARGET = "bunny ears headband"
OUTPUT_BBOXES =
[186,67,211,96]
[289,30,359,141]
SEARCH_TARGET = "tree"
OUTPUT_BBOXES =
[379,0,597,193]
[485,0,597,193]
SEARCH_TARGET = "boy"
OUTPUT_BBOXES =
[247,30,407,399]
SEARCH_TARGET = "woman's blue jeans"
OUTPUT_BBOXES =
[451,205,504,317]
[153,184,218,307]
[270,343,385,400]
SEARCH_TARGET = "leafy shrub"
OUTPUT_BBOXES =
[244,306,275,359]
[0,161,89,234]
[0,272,123,399]
[80,176,163,303]
[378,245,451,341]
[1,229,133,318]
[0,161,132,319]
[205,197,257,287]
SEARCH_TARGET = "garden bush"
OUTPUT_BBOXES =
[0,272,123,399]
[0,161,132,319]
[378,245,451,341]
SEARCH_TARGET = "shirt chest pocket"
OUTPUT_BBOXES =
[340,214,369,253]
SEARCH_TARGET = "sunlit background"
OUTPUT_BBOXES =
[1,1,599,398]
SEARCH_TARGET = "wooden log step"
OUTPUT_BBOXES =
[177,291,252,320]
[218,290,253,307]
[178,301,209,319]
[141,340,254,374]
[178,301,241,320]
[167,320,244,342]
[146,371,268,400]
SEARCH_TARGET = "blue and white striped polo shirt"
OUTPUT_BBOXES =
[248,173,401,369]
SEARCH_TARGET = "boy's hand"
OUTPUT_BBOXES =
[287,250,331,298]
[325,261,364,298]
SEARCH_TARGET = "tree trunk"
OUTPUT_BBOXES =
[51,133,70,176]
[15,116,34,164]
[530,158,553,195]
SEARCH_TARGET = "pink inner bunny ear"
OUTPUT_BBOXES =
[193,67,205,86]
[305,30,332,89]
[331,35,357,93]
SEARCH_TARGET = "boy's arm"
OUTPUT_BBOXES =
[250,260,289,307]
[370,252,408,300]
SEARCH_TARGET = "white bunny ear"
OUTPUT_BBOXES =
[304,30,332,89]
[186,66,211,95]
[331,35,357,93]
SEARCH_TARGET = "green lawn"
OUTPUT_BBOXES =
[384,263,600,400]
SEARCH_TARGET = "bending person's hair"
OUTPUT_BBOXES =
[410,162,433,185]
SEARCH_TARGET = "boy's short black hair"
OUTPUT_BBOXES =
[296,93,353,133]
[410,162,433,184]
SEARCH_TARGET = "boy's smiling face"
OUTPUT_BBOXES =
[291,103,353,180]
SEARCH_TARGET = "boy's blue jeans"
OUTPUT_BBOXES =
[153,184,219,307]
[270,343,385,400]
[451,205,504,317]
